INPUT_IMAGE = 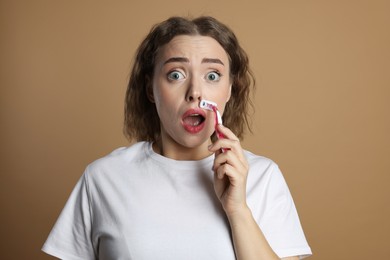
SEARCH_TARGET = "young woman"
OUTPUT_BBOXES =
[43,16,312,260]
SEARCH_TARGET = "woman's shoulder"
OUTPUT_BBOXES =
[244,150,278,170]
[243,150,285,184]
[85,142,150,173]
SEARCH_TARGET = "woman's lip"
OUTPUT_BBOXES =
[182,122,205,134]
[181,108,207,134]
[182,108,206,119]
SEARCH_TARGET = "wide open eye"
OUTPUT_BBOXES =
[206,71,221,82]
[167,71,185,81]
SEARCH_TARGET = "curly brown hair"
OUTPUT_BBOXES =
[124,16,255,142]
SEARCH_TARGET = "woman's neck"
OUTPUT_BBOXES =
[152,139,213,161]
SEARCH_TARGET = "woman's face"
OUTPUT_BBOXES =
[152,35,231,158]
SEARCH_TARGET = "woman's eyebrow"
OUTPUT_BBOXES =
[202,58,224,66]
[163,57,189,64]
[163,57,224,66]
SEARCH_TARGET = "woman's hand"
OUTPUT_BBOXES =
[208,124,249,217]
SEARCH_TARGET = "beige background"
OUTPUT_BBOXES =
[1,0,389,259]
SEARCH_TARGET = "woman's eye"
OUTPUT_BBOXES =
[206,71,221,81]
[167,71,185,80]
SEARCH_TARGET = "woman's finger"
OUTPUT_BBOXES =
[216,124,239,141]
[209,138,246,163]
[213,150,245,173]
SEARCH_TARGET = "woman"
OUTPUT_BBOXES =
[43,16,312,259]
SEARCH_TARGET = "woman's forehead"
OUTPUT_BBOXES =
[156,35,229,64]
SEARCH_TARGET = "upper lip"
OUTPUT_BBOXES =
[182,108,207,120]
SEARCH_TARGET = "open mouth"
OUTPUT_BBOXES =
[181,109,207,134]
[183,114,205,126]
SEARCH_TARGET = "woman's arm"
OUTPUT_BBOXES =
[209,125,299,260]
[227,205,279,260]
[227,206,299,260]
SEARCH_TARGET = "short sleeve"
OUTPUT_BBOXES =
[42,170,97,260]
[255,164,312,259]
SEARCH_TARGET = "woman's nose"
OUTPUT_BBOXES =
[185,77,202,102]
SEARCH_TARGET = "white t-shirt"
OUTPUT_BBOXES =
[42,142,312,259]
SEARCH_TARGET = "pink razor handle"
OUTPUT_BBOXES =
[211,106,226,139]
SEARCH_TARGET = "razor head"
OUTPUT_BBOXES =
[200,99,223,125]
[199,99,217,111]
